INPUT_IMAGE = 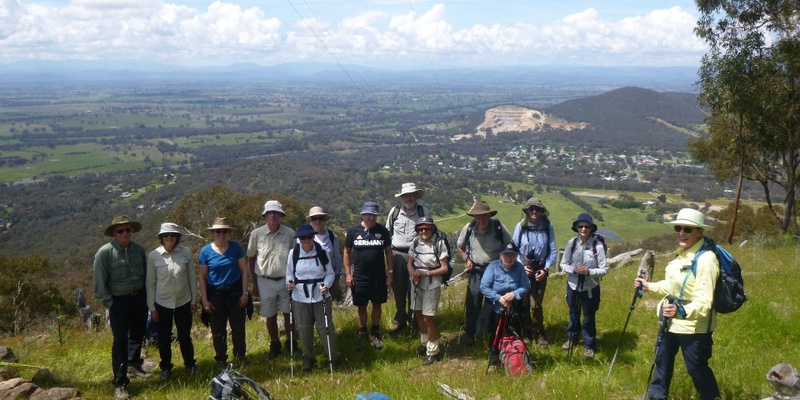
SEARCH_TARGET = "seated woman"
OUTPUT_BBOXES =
[480,242,530,367]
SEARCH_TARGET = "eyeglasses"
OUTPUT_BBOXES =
[214,230,230,234]
[115,228,132,234]
[576,225,592,230]
[309,216,325,221]
[160,233,179,238]
[299,235,315,240]
[416,227,432,232]
[673,226,694,234]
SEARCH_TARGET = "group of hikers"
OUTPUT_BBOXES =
[93,181,721,400]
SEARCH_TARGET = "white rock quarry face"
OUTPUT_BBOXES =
[474,105,587,137]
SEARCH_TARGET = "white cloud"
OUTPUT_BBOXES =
[0,1,706,67]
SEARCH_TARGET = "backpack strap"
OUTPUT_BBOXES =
[292,242,329,298]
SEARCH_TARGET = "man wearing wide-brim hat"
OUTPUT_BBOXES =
[94,215,149,399]
[634,208,720,400]
[455,201,512,345]
[247,200,296,359]
[386,182,433,334]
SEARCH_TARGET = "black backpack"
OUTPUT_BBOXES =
[209,365,273,400]
[568,234,607,260]
[412,230,454,285]
[463,218,505,257]
[516,220,552,263]
[291,241,330,298]
[682,237,746,314]
[388,204,425,237]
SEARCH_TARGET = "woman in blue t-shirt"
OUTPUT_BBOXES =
[198,217,250,370]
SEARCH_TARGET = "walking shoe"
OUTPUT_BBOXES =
[127,364,151,379]
[235,355,250,366]
[285,339,299,356]
[158,369,171,382]
[561,340,577,350]
[188,365,202,376]
[536,332,549,348]
[463,335,476,346]
[387,322,405,334]
[266,341,281,359]
[584,348,595,360]
[114,385,129,400]
[416,345,427,356]
[302,357,315,372]
[357,329,368,350]
[215,360,228,373]
[422,353,441,365]
[371,334,384,350]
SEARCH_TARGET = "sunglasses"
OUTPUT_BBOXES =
[309,216,325,221]
[673,226,695,234]
[299,235,315,240]
[576,225,592,230]
[160,233,179,238]
[416,227,432,232]
[527,207,543,213]
[214,230,230,234]
[115,228,133,234]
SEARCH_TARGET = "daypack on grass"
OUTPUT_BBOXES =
[210,365,273,400]
[686,237,746,314]
[498,335,532,376]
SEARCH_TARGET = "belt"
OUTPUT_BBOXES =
[392,247,410,254]
[116,289,141,296]
[263,275,285,281]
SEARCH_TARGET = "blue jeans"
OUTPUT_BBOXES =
[565,284,600,349]
[647,331,719,400]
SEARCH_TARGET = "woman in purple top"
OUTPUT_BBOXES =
[198,217,250,370]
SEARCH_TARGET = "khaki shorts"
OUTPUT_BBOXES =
[256,275,290,318]
[412,285,441,317]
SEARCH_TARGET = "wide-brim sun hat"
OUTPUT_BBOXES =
[104,215,142,237]
[294,223,317,238]
[466,201,498,217]
[207,217,235,230]
[306,206,331,222]
[500,241,519,255]
[158,222,181,236]
[360,201,381,215]
[571,213,598,233]
[523,197,547,212]
[262,200,286,216]
[395,182,424,198]
[669,208,711,229]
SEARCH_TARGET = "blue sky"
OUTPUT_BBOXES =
[0,0,706,69]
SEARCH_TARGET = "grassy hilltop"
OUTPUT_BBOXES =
[4,237,798,399]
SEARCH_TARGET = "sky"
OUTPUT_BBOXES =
[0,0,708,69]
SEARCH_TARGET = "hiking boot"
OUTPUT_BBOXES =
[266,341,281,359]
[114,385,129,400]
[584,348,595,360]
[561,340,577,350]
[127,364,151,379]
[387,322,405,335]
[422,353,441,365]
[158,369,171,382]
[417,345,427,356]
[216,360,228,373]
[188,364,201,376]
[536,332,549,348]
[463,335,476,346]
[371,334,384,350]
[302,357,315,372]
[236,355,250,366]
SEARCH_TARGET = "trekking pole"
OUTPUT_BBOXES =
[567,275,585,363]
[604,280,643,388]
[643,295,676,400]
[288,286,294,380]
[486,307,508,374]
[319,284,334,379]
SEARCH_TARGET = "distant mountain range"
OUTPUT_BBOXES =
[0,60,699,92]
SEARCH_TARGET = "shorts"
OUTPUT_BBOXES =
[256,275,290,318]
[352,279,388,307]
[412,285,441,317]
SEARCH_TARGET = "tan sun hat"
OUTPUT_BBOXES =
[466,201,498,217]
[395,182,424,198]
[104,215,142,237]
[306,206,331,222]
[669,208,711,229]
[207,217,235,230]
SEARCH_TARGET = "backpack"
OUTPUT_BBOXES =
[516,220,552,263]
[412,230,454,285]
[463,218,505,257]
[291,241,330,298]
[209,365,273,400]
[498,335,532,376]
[388,204,425,237]
[569,234,608,260]
[684,237,746,314]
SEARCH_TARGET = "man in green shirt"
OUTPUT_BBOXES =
[94,215,149,400]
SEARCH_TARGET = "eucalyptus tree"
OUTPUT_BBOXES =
[692,0,800,235]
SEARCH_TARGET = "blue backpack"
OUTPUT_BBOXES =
[685,237,746,314]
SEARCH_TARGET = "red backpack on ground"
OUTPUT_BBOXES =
[498,334,532,376]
